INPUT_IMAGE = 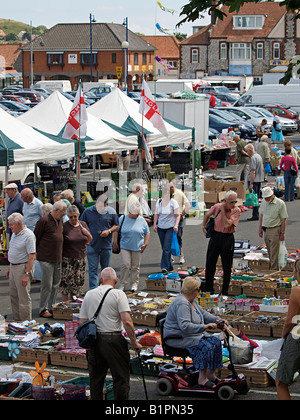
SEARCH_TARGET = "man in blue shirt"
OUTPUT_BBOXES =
[80,194,119,289]
[4,183,24,237]
[21,188,43,232]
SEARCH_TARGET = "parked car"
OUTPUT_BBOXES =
[262,104,300,129]
[214,92,237,104]
[210,108,257,140]
[88,85,116,99]
[246,107,298,133]
[12,91,43,103]
[2,94,28,103]
[209,114,241,136]
[0,102,21,117]
[218,106,273,130]
[0,100,30,113]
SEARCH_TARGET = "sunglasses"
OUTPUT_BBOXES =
[230,200,237,204]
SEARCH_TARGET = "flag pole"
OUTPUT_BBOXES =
[76,81,82,200]
[139,77,144,179]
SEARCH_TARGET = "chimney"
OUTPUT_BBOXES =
[210,0,218,25]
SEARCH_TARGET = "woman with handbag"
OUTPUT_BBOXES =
[271,110,284,142]
[113,201,150,292]
[280,147,298,201]
[153,183,180,274]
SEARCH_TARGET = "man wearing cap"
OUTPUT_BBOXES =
[4,183,24,237]
[259,187,288,270]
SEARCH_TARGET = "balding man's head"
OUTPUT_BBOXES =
[100,267,118,287]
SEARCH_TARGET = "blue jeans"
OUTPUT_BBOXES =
[86,245,112,289]
[157,227,174,272]
[284,169,296,201]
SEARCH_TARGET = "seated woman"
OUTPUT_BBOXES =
[163,276,228,389]
[276,259,300,400]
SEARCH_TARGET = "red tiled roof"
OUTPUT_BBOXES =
[210,2,287,39]
[141,35,180,58]
[0,44,21,68]
[180,25,212,45]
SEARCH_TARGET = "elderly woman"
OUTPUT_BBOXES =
[60,205,92,301]
[113,200,150,292]
[154,183,180,273]
[41,203,53,217]
[164,277,228,388]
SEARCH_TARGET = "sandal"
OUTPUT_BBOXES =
[40,309,53,318]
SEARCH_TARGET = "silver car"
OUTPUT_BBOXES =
[246,107,298,132]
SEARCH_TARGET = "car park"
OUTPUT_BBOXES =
[209,114,241,136]
[262,105,300,129]
[210,108,257,139]
[2,95,28,103]
[0,100,30,113]
[214,92,237,104]
[12,91,43,103]
[218,106,273,130]
[0,102,21,117]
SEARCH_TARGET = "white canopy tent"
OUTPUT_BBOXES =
[18,91,139,155]
[87,88,194,148]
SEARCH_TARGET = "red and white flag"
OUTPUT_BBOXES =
[139,78,168,137]
[63,83,88,139]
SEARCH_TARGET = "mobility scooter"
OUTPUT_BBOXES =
[156,319,250,401]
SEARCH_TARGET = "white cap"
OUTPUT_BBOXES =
[4,183,18,189]
[262,187,273,199]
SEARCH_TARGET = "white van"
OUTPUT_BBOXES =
[0,163,36,186]
[33,80,72,92]
[235,84,300,112]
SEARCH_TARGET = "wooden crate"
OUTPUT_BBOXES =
[131,310,162,327]
[145,279,166,291]
[51,301,81,321]
[241,280,277,298]
[220,365,273,387]
[235,312,273,337]
[17,348,50,364]
[49,350,88,369]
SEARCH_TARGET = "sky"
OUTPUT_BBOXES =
[0,0,210,37]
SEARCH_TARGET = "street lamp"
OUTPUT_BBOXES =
[122,17,129,93]
[90,13,96,82]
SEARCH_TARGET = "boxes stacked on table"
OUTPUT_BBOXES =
[203,178,245,209]
[51,299,82,321]
[234,312,287,337]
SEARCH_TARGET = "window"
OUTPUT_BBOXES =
[112,53,116,64]
[273,43,280,59]
[47,53,64,65]
[191,48,199,63]
[142,53,147,65]
[81,53,97,65]
[233,15,264,29]
[134,53,138,65]
[230,43,251,60]
[257,43,263,59]
[220,43,227,59]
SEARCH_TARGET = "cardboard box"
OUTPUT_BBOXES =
[204,191,218,204]
[204,179,224,193]
[223,180,246,200]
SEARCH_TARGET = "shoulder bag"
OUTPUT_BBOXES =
[205,209,221,238]
[112,215,126,254]
[74,288,113,349]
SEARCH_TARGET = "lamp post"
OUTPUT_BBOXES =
[122,17,129,93]
[90,13,96,82]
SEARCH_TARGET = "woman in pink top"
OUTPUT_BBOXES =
[280,147,298,201]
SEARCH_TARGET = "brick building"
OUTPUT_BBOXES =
[21,23,156,90]
[180,2,300,83]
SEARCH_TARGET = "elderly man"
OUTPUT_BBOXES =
[4,183,24,237]
[7,213,36,321]
[124,183,144,216]
[80,194,119,290]
[244,143,264,221]
[233,134,250,182]
[169,181,191,264]
[259,187,288,270]
[34,200,67,318]
[79,267,142,400]
[21,188,43,232]
[202,191,241,296]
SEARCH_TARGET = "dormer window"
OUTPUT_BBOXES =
[233,15,264,29]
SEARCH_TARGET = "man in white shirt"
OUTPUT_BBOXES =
[7,213,36,321]
[79,267,142,400]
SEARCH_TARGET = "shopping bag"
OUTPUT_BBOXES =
[171,231,180,256]
[278,241,288,270]
[265,162,272,174]
[229,335,253,365]
[245,190,259,207]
